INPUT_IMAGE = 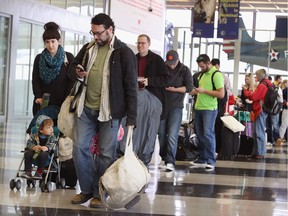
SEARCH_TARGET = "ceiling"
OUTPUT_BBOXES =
[166,0,288,14]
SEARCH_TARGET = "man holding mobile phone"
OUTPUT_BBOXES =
[68,13,137,208]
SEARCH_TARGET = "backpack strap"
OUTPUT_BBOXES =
[198,70,220,90]
[211,70,220,90]
[261,80,268,88]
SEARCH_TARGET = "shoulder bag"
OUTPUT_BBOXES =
[99,126,151,209]
[57,43,94,139]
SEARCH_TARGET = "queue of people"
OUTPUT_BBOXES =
[28,12,284,209]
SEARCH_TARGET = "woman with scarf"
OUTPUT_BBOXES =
[32,22,74,116]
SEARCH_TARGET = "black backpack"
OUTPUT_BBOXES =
[199,70,228,115]
[261,81,282,115]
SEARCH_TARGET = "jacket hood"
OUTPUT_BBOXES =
[36,115,51,128]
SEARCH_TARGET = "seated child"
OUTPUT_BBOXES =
[21,115,57,180]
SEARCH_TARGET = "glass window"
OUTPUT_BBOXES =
[63,31,77,54]
[51,0,66,9]
[0,16,9,115]
[15,21,43,116]
[94,0,104,14]
[36,0,51,4]
[67,0,80,14]
[63,31,91,56]
[81,0,94,16]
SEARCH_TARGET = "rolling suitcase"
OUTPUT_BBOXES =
[218,102,241,160]
[218,125,240,160]
[60,158,77,188]
[238,121,254,156]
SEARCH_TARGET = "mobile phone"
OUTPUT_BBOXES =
[76,66,85,72]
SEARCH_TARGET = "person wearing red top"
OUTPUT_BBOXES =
[243,69,272,159]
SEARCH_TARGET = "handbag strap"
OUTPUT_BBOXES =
[124,126,134,157]
[68,43,96,113]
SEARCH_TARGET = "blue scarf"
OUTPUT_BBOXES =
[39,45,65,84]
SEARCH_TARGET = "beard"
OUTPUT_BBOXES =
[96,32,110,47]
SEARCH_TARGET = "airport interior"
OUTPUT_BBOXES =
[0,0,287,215]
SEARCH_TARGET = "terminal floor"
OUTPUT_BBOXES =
[0,121,287,216]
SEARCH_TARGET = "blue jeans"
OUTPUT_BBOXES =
[253,111,268,156]
[73,107,119,199]
[194,109,218,165]
[266,113,280,142]
[158,108,183,165]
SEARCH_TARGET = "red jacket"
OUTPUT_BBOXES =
[243,79,272,119]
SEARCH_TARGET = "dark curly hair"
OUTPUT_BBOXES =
[42,22,61,41]
[91,13,115,33]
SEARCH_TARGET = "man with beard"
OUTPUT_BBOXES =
[189,54,224,171]
[68,13,137,208]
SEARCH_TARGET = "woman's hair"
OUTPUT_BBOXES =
[255,68,267,82]
[280,79,288,90]
[42,22,61,41]
[245,72,255,91]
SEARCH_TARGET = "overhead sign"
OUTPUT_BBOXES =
[217,0,240,39]
[192,0,216,38]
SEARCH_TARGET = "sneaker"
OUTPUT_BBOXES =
[21,172,32,179]
[71,193,93,204]
[190,161,207,168]
[165,163,174,171]
[205,164,215,171]
[33,172,42,180]
[158,160,166,169]
[89,197,102,208]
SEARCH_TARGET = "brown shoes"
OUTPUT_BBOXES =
[89,197,102,208]
[71,193,93,204]
[71,193,102,208]
[276,138,282,147]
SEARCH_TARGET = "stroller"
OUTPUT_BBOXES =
[10,106,66,192]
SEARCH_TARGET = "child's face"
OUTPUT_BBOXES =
[40,123,54,136]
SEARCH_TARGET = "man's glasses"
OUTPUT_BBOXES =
[136,42,147,45]
[89,29,107,37]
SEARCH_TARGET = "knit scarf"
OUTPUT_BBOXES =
[39,45,65,84]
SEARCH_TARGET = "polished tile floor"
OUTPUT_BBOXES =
[0,121,287,216]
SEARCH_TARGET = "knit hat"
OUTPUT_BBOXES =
[166,50,179,65]
[36,115,51,129]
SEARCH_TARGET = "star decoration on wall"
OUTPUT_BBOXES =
[269,49,279,62]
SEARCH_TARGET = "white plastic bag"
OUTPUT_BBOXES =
[221,115,245,133]
[99,126,150,209]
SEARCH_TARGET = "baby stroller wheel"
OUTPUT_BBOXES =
[56,178,65,189]
[46,181,53,192]
[40,181,46,192]
[9,179,16,190]
[15,179,21,190]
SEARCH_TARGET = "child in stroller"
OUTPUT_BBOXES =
[10,108,66,192]
[21,115,57,180]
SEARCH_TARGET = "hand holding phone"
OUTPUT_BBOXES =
[76,65,87,77]
[76,65,85,72]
